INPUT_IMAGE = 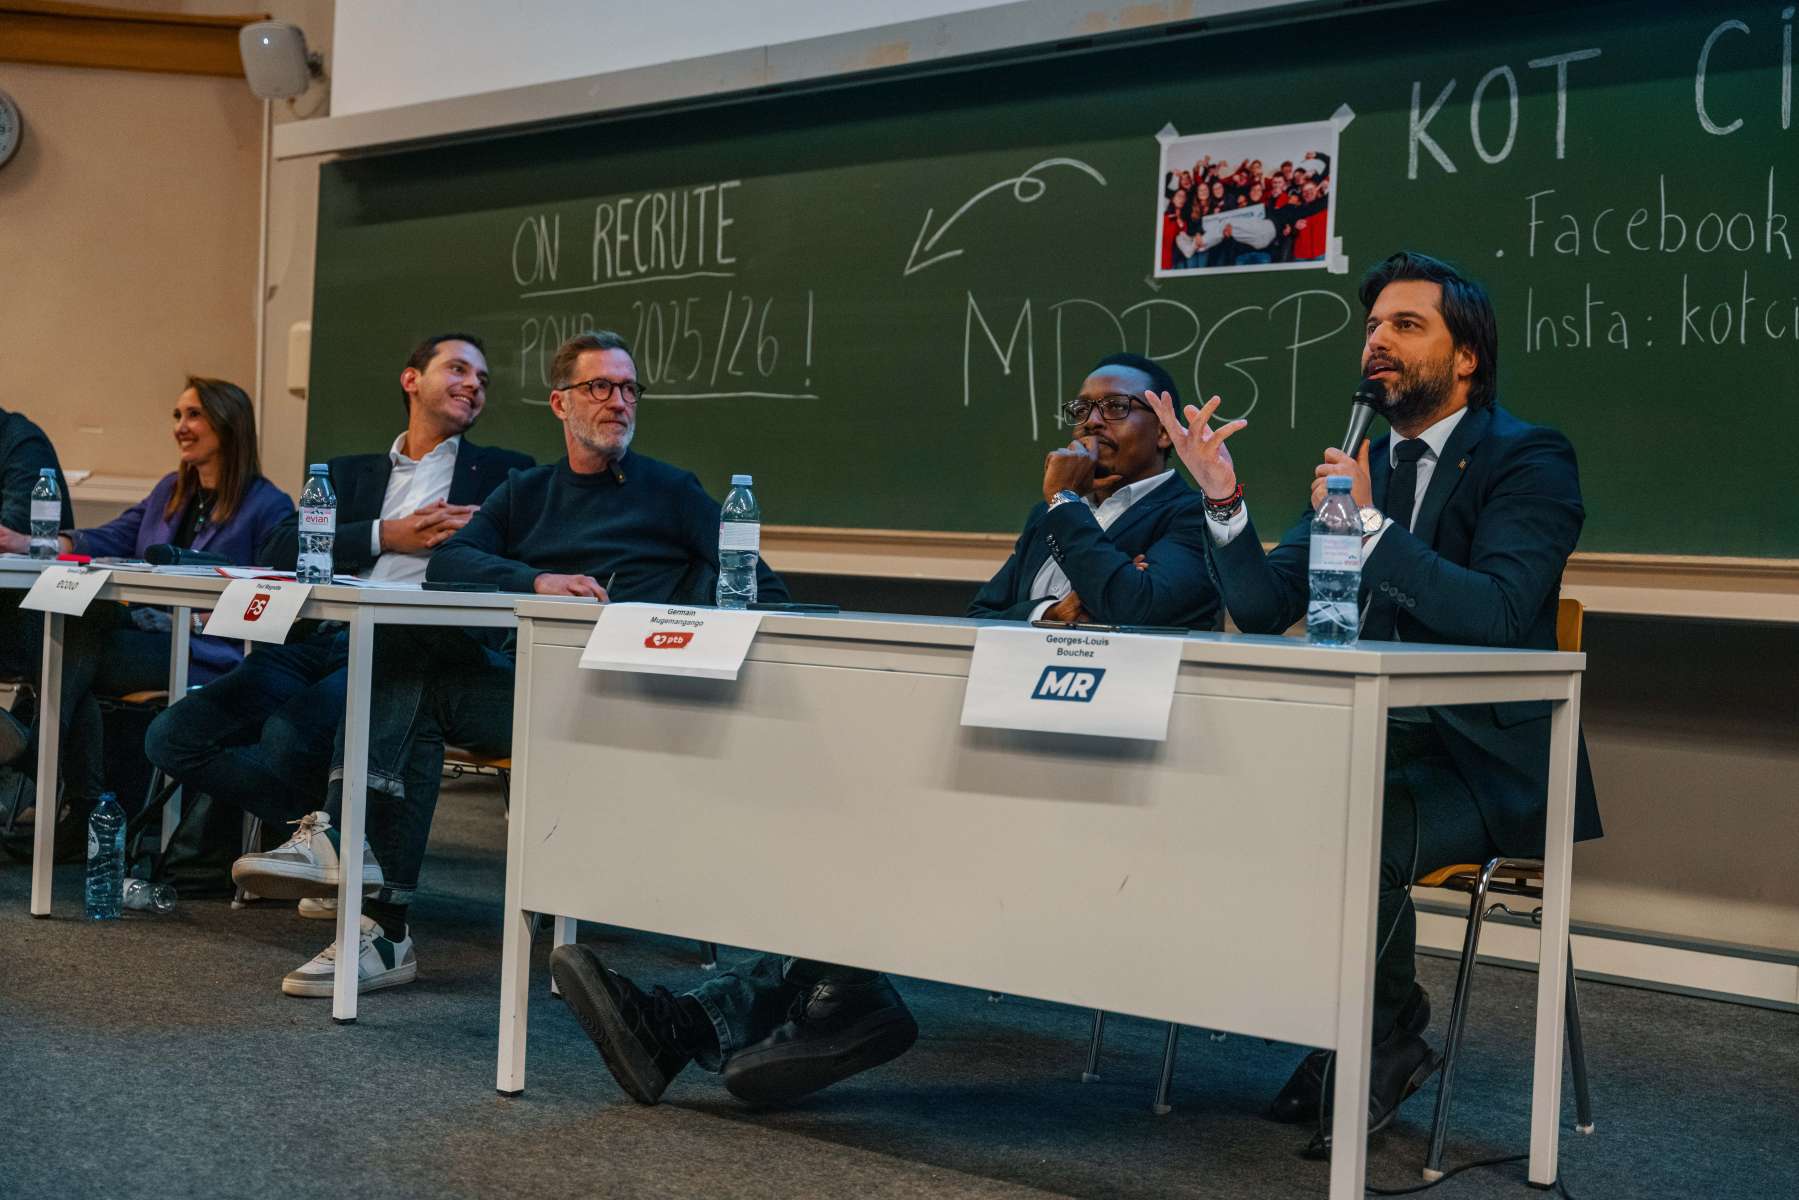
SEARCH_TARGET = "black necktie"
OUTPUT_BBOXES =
[1385,439,1430,532]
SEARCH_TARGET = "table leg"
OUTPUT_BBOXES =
[161,606,190,853]
[332,609,374,1024]
[1529,675,1580,1187]
[548,916,577,996]
[29,611,64,917]
[497,624,535,1095]
[1329,674,1389,1200]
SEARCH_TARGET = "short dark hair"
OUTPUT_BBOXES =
[400,331,486,414]
[1357,251,1498,409]
[1091,352,1179,408]
[550,330,634,389]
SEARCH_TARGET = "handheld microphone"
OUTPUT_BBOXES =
[144,544,231,567]
[1340,378,1385,459]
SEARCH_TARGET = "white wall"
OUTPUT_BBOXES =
[329,0,1023,116]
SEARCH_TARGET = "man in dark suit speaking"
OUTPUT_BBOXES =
[1149,251,1601,1147]
[145,332,532,868]
[968,352,1220,631]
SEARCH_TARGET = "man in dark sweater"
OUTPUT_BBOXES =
[233,330,786,1000]
[147,334,530,916]
[0,407,76,760]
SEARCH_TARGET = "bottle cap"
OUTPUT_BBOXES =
[39,467,55,477]
[309,463,329,474]
[730,474,752,486]
[1326,475,1353,491]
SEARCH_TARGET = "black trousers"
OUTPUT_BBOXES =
[1374,719,1499,1041]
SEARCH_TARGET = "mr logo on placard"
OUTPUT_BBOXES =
[243,593,271,621]
[1031,665,1106,702]
[644,631,694,649]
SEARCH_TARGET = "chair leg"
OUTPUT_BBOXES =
[1152,1024,1181,1115]
[699,941,718,970]
[498,768,511,813]
[1082,1011,1106,1082]
[1423,866,1498,1181]
[1565,945,1595,1134]
[232,814,263,908]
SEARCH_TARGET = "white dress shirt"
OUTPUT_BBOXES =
[1205,406,1469,549]
[1028,469,1175,619]
[365,432,461,584]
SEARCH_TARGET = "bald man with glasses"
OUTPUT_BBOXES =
[967,352,1221,631]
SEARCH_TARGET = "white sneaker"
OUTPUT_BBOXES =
[297,896,336,920]
[282,915,417,998]
[231,811,384,900]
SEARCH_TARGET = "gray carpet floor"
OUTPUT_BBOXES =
[2,776,1792,1199]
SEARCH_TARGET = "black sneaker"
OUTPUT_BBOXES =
[549,945,693,1105]
[722,973,919,1106]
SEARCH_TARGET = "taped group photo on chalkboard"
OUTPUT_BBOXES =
[1154,117,1342,277]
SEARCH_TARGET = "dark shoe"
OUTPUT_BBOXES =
[723,974,919,1106]
[1300,1031,1441,1159]
[549,945,693,1105]
[0,707,28,766]
[1269,985,1431,1124]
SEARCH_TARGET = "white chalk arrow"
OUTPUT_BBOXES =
[903,157,1107,277]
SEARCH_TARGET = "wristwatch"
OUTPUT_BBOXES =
[1047,489,1083,510]
[1357,506,1387,537]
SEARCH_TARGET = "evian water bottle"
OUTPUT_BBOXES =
[297,464,336,584]
[715,474,760,609]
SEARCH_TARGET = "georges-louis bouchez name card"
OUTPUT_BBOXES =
[960,625,1184,742]
[579,603,764,680]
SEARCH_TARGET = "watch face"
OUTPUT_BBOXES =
[0,91,20,169]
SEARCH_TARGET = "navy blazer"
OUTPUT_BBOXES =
[0,408,75,533]
[1208,403,1600,856]
[968,474,1222,630]
[257,438,534,573]
[68,472,295,683]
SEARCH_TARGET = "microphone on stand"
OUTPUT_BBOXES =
[1340,377,1385,459]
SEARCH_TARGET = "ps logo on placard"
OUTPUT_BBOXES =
[243,594,271,621]
[1032,666,1106,702]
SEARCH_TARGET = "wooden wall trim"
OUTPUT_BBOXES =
[0,1,267,77]
[761,525,1799,623]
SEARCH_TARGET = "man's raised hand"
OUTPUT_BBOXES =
[1144,391,1246,501]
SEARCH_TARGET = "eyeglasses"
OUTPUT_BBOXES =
[559,376,643,405]
[1062,394,1149,425]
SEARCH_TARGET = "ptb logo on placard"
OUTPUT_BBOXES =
[243,594,271,621]
[1032,666,1105,702]
[644,631,694,649]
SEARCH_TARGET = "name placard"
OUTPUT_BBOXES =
[202,579,313,643]
[21,566,113,616]
[580,603,764,680]
[960,625,1184,741]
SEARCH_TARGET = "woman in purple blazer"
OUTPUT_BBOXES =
[0,377,293,805]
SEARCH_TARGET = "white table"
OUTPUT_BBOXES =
[495,606,1584,1198]
[15,566,559,1023]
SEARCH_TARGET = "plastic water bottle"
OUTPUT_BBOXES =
[297,464,336,584]
[715,474,760,609]
[122,877,177,914]
[84,792,125,921]
[1307,476,1362,645]
[29,468,60,559]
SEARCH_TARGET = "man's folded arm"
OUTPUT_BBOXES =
[426,484,540,593]
[1043,499,1221,628]
[1364,430,1584,646]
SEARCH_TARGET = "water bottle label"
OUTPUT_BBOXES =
[718,521,761,552]
[30,499,58,523]
[1310,533,1362,571]
[300,507,336,534]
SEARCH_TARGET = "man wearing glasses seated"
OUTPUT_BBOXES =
[233,329,787,1000]
[968,352,1220,631]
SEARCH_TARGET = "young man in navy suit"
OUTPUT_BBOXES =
[144,333,532,905]
[968,352,1220,631]
[1150,251,1600,1150]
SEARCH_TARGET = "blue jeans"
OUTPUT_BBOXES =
[685,956,884,1072]
[1235,250,1272,265]
[323,626,514,906]
[144,625,347,827]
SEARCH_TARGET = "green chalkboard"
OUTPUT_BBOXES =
[309,0,1799,557]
